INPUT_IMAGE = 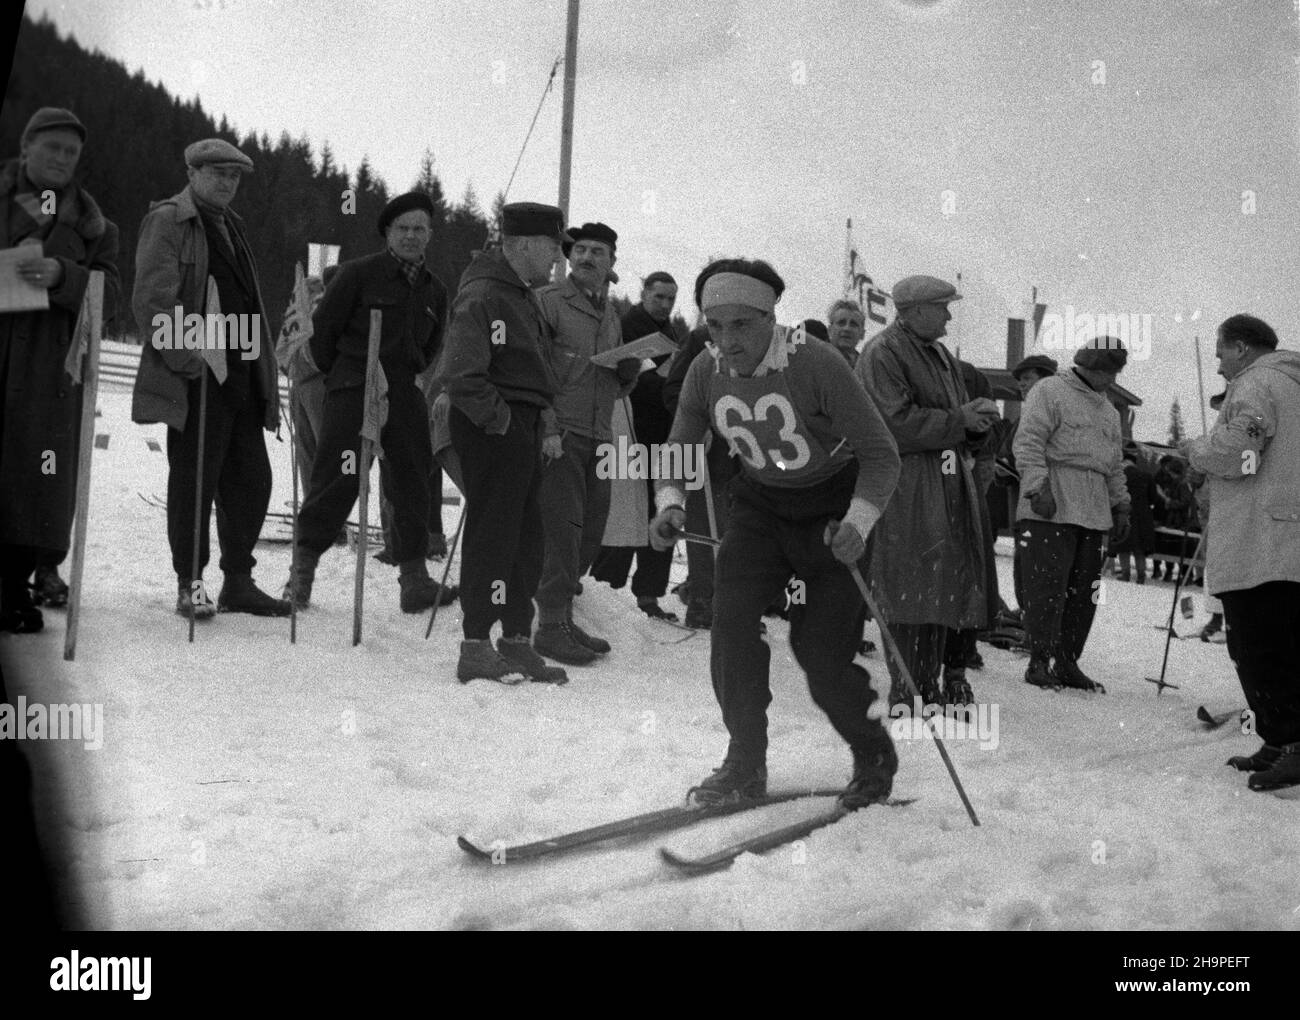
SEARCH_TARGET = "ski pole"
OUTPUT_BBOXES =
[847,561,981,827]
[283,387,299,645]
[188,365,209,643]
[1147,524,1195,693]
[701,453,719,567]
[425,501,466,639]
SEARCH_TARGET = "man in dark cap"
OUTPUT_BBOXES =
[855,275,1000,709]
[132,138,287,619]
[532,221,641,665]
[1,108,119,632]
[282,192,453,614]
[435,201,572,684]
[1013,337,1131,692]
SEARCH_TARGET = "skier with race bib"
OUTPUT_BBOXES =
[649,258,903,809]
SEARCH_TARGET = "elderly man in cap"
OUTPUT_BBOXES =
[532,221,641,665]
[281,192,452,613]
[855,275,1000,708]
[132,138,287,619]
[1184,314,1300,791]
[1013,337,1130,692]
[435,202,571,684]
[0,108,119,633]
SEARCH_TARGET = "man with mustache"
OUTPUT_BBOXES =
[533,222,640,665]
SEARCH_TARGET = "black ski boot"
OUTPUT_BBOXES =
[456,639,526,685]
[32,565,69,608]
[281,549,318,610]
[688,759,767,806]
[219,574,292,617]
[684,597,712,629]
[841,741,898,810]
[637,597,679,622]
[398,560,457,612]
[565,616,610,654]
[1053,658,1105,693]
[496,636,568,684]
[533,621,598,665]
[176,578,216,621]
[1,575,44,633]
[427,532,448,560]
[1247,742,1300,792]
[943,666,975,708]
[1227,743,1283,772]
[1024,655,1059,690]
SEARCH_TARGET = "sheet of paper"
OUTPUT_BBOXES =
[588,331,678,367]
[0,244,51,313]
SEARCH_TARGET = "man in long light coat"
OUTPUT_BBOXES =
[855,275,1000,707]
[1185,314,1300,791]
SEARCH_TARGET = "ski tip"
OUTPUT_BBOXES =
[456,836,494,861]
[659,847,729,875]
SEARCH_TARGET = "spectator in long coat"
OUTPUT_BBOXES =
[0,108,119,633]
[855,275,1000,707]
[1111,448,1157,582]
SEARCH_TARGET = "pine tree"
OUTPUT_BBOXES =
[1168,397,1185,446]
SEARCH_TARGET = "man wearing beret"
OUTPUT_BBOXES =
[282,191,453,613]
[435,202,570,684]
[1184,314,1300,791]
[0,108,120,633]
[533,221,640,665]
[1013,336,1131,692]
[855,275,1000,708]
[132,138,287,619]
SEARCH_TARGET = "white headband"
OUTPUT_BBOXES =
[701,272,777,313]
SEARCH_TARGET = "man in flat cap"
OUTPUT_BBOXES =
[132,138,287,620]
[435,201,571,684]
[0,108,119,633]
[281,191,453,613]
[855,274,1000,709]
[1014,336,1130,692]
[532,221,640,665]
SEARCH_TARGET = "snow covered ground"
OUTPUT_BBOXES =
[2,387,1296,931]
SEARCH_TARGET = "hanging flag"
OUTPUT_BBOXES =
[63,280,94,383]
[202,276,228,384]
[275,262,315,374]
[360,360,389,461]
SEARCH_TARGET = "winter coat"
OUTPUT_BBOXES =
[0,160,119,551]
[309,250,447,390]
[1186,349,1300,595]
[130,186,278,433]
[536,275,635,441]
[1013,368,1129,532]
[620,302,679,445]
[855,319,989,628]
[435,248,556,434]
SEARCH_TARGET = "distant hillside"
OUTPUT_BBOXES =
[1,13,493,337]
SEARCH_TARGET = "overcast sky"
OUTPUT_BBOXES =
[23,0,1300,441]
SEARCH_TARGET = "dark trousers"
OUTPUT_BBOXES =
[943,628,977,670]
[290,375,326,500]
[536,431,611,623]
[1118,548,1147,581]
[381,459,444,550]
[1019,520,1107,662]
[591,476,673,599]
[451,404,544,640]
[711,464,886,764]
[166,378,270,580]
[684,446,734,602]
[1220,580,1300,746]
[299,379,430,563]
[883,623,947,703]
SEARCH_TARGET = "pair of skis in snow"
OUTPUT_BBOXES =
[458,789,915,875]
